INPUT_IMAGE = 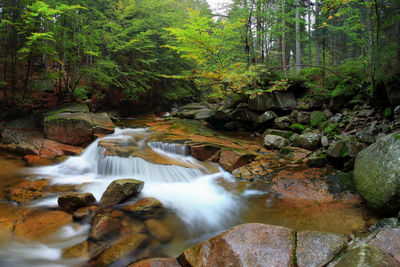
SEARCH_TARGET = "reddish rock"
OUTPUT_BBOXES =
[129,258,180,267]
[40,139,81,159]
[145,219,172,242]
[58,192,96,212]
[90,214,121,241]
[218,148,256,172]
[123,198,163,218]
[179,223,295,267]
[14,210,73,240]
[190,145,220,161]
[368,228,400,262]
[8,179,48,203]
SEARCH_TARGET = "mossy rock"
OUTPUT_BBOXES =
[310,111,327,128]
[323,123,340,138]
[289,123,306,133]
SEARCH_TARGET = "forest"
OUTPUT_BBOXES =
[0,0,398,114]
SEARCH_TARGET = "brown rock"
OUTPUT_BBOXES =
[129,258,180,267]
[190,145,220,161]
[368,228,400,262]
[73,206,92,220]
[100,179,144,206]
[63,241,90,260]
[296,231,349,267]
[218,148,256,172]
[14,210,73,240]
[8,179,48,203]
[123,198,163,218]
[179,223,295,267]
[90,214,121,241]
[58,192,96,212]
[332,245,399,267]
[145,219,172,243]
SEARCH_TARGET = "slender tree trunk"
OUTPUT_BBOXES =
[23,53,32,100]
[295,0,301,73]
[308,0,312,65]
[282,0,287,68]
[2,62,7,108]
[315,0,320,66]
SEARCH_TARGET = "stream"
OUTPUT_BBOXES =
[0,122,376,266]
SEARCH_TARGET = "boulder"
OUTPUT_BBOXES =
[254,111,277,128]
[264,134,289,150]
[90,214,121,241]
[190,144,220,161]
[145,219,172,242]
[263,129,294,139]
[123,198,163,218]
[129,258,180,267]
[248,91,297,111]
[58,192,96,212]
[296,111,311,125]
[368,228,400,262]
[218,148,257,172]
[296,231,349,267]
[307,153,327,167]
[194,109,216,120]
[223,121,242,131]
[332,245,399,267]
[298,133,322,151]
[229,109,259,123]
[273,116,293,130]
[328,140,366,161]
[178,223,295,267]
[353,132,400,213]
[100,179,144,206]
[310,111,327,128]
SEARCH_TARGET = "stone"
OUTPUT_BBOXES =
[90,214,121,241]
[255,111,278,128]
[129,258,180,267]
[190,145,220,161]
[63,241,90,260]
[248,91,297,111]
[321,136,329,147]
[358,109,375,117]
[193,109,216,120]
[368,228,400,262]
[123,198,163,218]
[310,111,327,128]
[264,134,289,150]
[91,112,115,134]
[307,154,327,167]
[328,140,367,161]
[178,223,295,267]
[353,131,400,213]
[8,179,47,203]
[223,121,242,131]
[100,179,144,206]
[180,103,210,110]
[218,148,257,172]
[394,105,400,119]
[330,113,343,123]
[92,233,147,266]
[332,245,399,267]
[263,129,294,139]
[369,218,399,232]
[273,116,293,130]
[58,192,96,212]
[323,110,333,119]
[298,133,322,151]
[229,109,259,122]
[296,231,349,267]
[145,219,172,242]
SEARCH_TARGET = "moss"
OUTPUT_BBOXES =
[331,80,356,98]
[323,123,340,138]
[310,111,327,128]
[289,123,306,133]
[279,147,293,155]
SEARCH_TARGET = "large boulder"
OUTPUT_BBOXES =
[298,133,322,151]
[217,148,257,172]
[100,179,144,206]
[353,131,400,213]
[332,245,399,267]
[248,91,297,111]
[273,116,293,130]
[254,111,278,128]
[264,134,289,150]
[178,223,295,267]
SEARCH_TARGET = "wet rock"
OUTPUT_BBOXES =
[91,112,115,135]
[394,105,400,119]
[100,179,144,206]
[330,113,343,123]
[129,258,180,267]
[264,134,289,150]
[263,129,294,139]
[145,219,172,243]
[332,245,399,267]
[8,179,48,203]
[273,116,293,130]
[223,121,242,131]
[298,133,322,151]
[194,109,216,120]
[178,223,295,267]
[90,214,121,241]
[14,210,73,240]
[63,241,90,260]
[229,109,259,123]
[307,153,327,167]
[254,111,277,128]
[190,144,220,161]
[248,91,297,111]
[73,206,91,220]
[296,231,349,267]
[310,111,327,128]
[218,148,257,172]
[58,192,96,212]
[296,111,312,125]
[328,140,366,161]
[91,233,147,266]
[368,228,400,262]
[369,218,399,232]
[354,131,400,213]
[123,198,163,218]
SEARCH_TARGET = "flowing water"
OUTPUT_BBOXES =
[0,125,376,266]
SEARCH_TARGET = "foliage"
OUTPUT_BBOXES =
[289,123,306,133]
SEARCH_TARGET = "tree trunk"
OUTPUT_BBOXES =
[295,0,301,74]
[308,0,312,65]
[315,0,320,67]
[282,0,287,68]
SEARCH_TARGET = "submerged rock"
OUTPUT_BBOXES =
[58,192,96,212]
[90,214,121,241]
[178,223,295,267]
[296,231,349,267]
[354,131,400,213]
[100,179,144,206]
[145,219,172,243]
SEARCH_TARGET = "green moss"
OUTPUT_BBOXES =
[323,123,340,138]
[289,123,306,133]
[279,147,293,155]
[310,111,327,128]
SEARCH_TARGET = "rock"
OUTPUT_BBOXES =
[273,116,293,130]
[368,228,400,262]
[73,206,91,220]
[92,233,147,266]
[248,91,297,111]
[394,105,400,119]
[91,112,115,134]
[58,192,96,212]
[145,219,172,242]
[321,136,329,147]
[264,134,289,150]
[263,129,294,139]
[8,179,47,203]
[229,109,259,123]
[356,125,380,144]
[369,218,399,232]
[296,111,312,125]
[223,121,242,131]
[63,241,90,260]
[90,214,121,240]
[14,210,73,240]
[100,179,144,206]
[194,109,216,120]
[307,153,327,167]
[328,140,367,161]
[180,103,210,110]
[218,148,257,172]
[310,111,327,128]
[332,245,399,267]
[330,113,343,123]
[178,223,295,267]
[298,133,322,151]
[323,110,333,119]
[123,198,163,218]
[254,111,277,128]
[129,258,180,267]
[358,109,375,117]
[190,144,220,161]
[353,131,400,213]
[296,231,349,267]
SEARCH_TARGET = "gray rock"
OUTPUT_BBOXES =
[297,231,349,267]
[321,136,329,147]
[224,121,242,131]
[298,132,322,151]
[263,129,294,139]
[394,105,400,119]
[100,179,144,206]
[264,134,289,150]
[297,111,312,125]
[358,109,375,117]
[180,103,210,110]
[354,131,400,213]
[332,245,399,267]
[330,113,343,123]
[328,140,367,160]
[229,109,259,122]
[369,218,399,232]
[307,154,327,167]
[255,111,277,127]
[248,91,297,111]
[193,109,216,120]
[368,228,400,263]
[273,116,293,130]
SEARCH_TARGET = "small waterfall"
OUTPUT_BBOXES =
[148,141,189,156]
